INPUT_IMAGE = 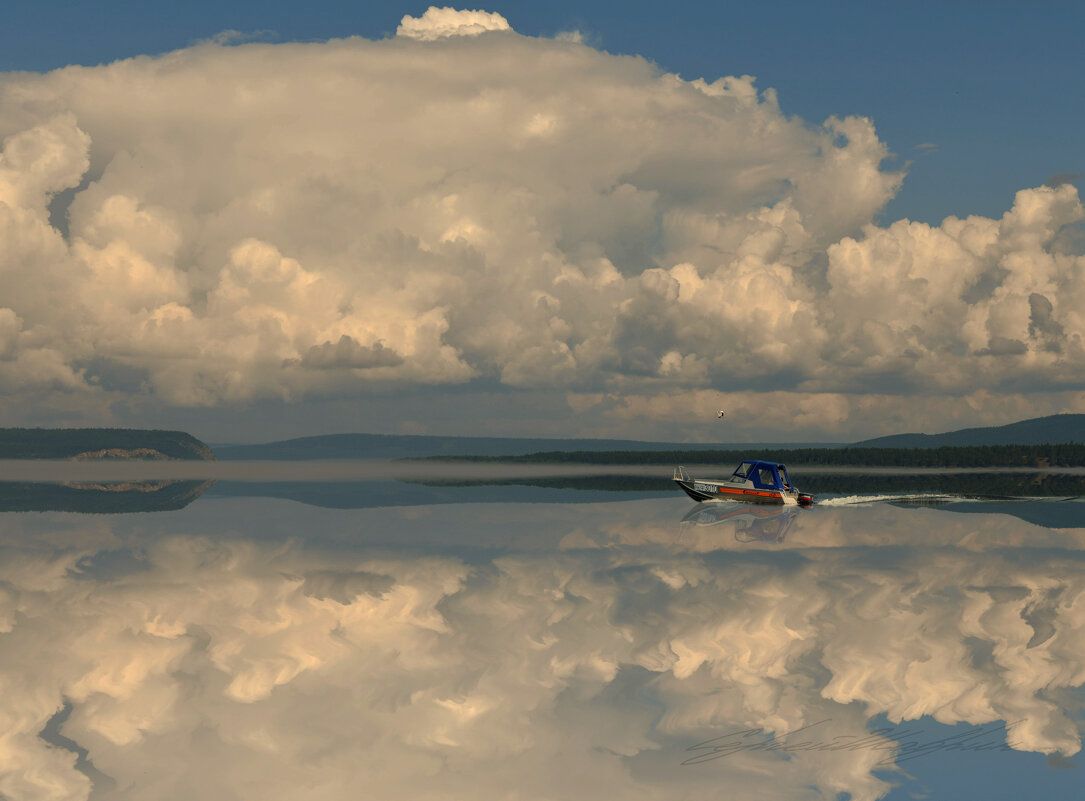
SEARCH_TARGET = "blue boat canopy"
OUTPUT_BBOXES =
[731,460,795,491]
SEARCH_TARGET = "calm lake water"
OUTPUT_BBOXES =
[2,466,1084,800]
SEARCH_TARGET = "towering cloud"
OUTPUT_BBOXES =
[0,7,1081,435]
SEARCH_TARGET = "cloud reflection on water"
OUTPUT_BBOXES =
[0,499,1083,800]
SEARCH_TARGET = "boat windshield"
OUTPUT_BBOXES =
[732,461,755,480]
[755,466,778,488]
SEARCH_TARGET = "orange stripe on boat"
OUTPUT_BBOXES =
[715,487,780,498]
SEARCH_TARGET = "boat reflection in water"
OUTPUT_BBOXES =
[1,493,1084,800]
[680,502,800,544]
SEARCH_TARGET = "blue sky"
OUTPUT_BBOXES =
[3,0,1081,225]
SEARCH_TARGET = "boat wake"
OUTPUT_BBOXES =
[812,486,1085,507]
[817,493,974,506]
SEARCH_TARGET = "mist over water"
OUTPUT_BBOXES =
[1,469,1083,800]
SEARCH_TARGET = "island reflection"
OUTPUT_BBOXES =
[0,480,213,513]
[1,499,1082,800]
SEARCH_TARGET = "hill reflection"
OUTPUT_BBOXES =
[0,479,213,513]
[0,499,1082,799]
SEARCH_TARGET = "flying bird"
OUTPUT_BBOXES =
[716,410,726,418]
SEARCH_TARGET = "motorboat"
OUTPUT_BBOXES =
[674,460,813,506]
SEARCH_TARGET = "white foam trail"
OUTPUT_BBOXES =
[816,493,960,507]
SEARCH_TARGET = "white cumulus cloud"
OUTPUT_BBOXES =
[396,6,511,40]
[0,11,1081,435]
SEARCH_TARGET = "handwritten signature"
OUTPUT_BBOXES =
[682,719,1023,766]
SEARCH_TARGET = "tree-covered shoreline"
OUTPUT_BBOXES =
[413,443,1085,468]
[411,471,1085,497]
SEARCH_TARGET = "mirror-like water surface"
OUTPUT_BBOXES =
[1,470,1083,800]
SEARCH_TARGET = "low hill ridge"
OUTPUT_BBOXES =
[3,414,1080,462]
[215,415,1085,460]
[214,433,753,460]
[854,414,1085,448]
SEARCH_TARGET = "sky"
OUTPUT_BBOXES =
[0,1,1083,443]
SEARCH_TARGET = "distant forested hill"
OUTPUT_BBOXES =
[0,428,216,460]
[212,414,1085,461]
[212,433,821,460]
[854,414,1085,448]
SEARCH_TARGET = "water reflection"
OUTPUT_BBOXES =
[680,503,800,543]
[0,480,212,513]
[0,497,1082,800]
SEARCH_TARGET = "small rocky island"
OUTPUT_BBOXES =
[0,428,216,460]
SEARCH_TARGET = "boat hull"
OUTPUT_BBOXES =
[674,462,813,506]
[675,478,792,505]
